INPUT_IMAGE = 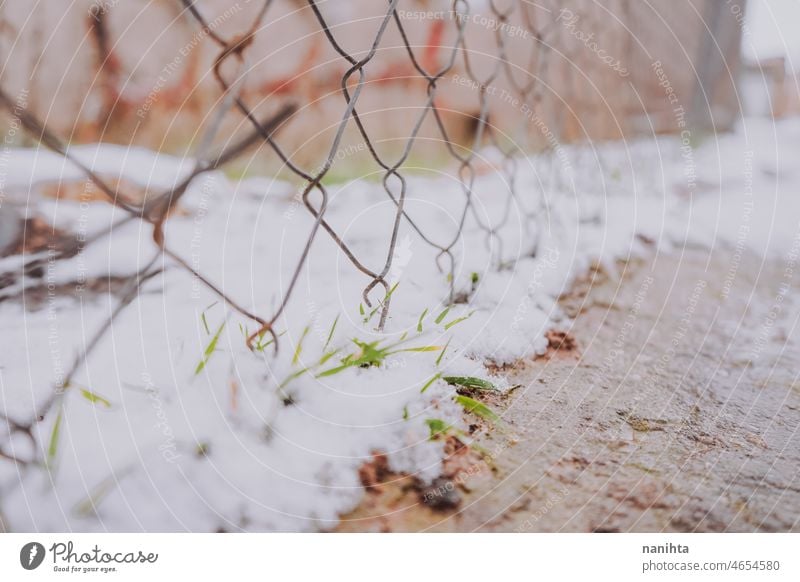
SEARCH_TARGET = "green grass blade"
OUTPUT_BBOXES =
[280,367,311,389]
[47,408,63,468]
[200,301,217,335]
[195,321,225,375]
[384,282,400,301]
[435,338,451,366]
[80,388,111,408]
[323,315,340,352]
[388,345,442,355]
[317,363,352,378]
[434,306,451,324]
[365,304,380,323]
[416,308,428,332]
[318,348,341,366]
[442,376,497,391]
[425,418,451,440]
[292,326,310,366]
[443,310,475,330]
[454,394,500,423]
[420,372,442,393]
[254,329,285,352]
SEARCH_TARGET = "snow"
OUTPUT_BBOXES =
[2,143,194,195]
[1,116,800,531]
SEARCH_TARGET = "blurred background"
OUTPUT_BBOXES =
[2,0,794,178]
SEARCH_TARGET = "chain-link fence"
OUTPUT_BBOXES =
[0,0,743,466]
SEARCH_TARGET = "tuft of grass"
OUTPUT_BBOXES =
[443,376,497,392]
[80,388,111,408]
[318,339,386,377]
[317,337,441,378]
[278,315,346,389]
[195,321,225,375]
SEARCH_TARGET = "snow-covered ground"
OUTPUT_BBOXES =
[1,117,799,531]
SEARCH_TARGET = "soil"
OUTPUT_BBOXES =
[336,248,800,532]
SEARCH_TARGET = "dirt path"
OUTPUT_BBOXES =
[337,248,800,532]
